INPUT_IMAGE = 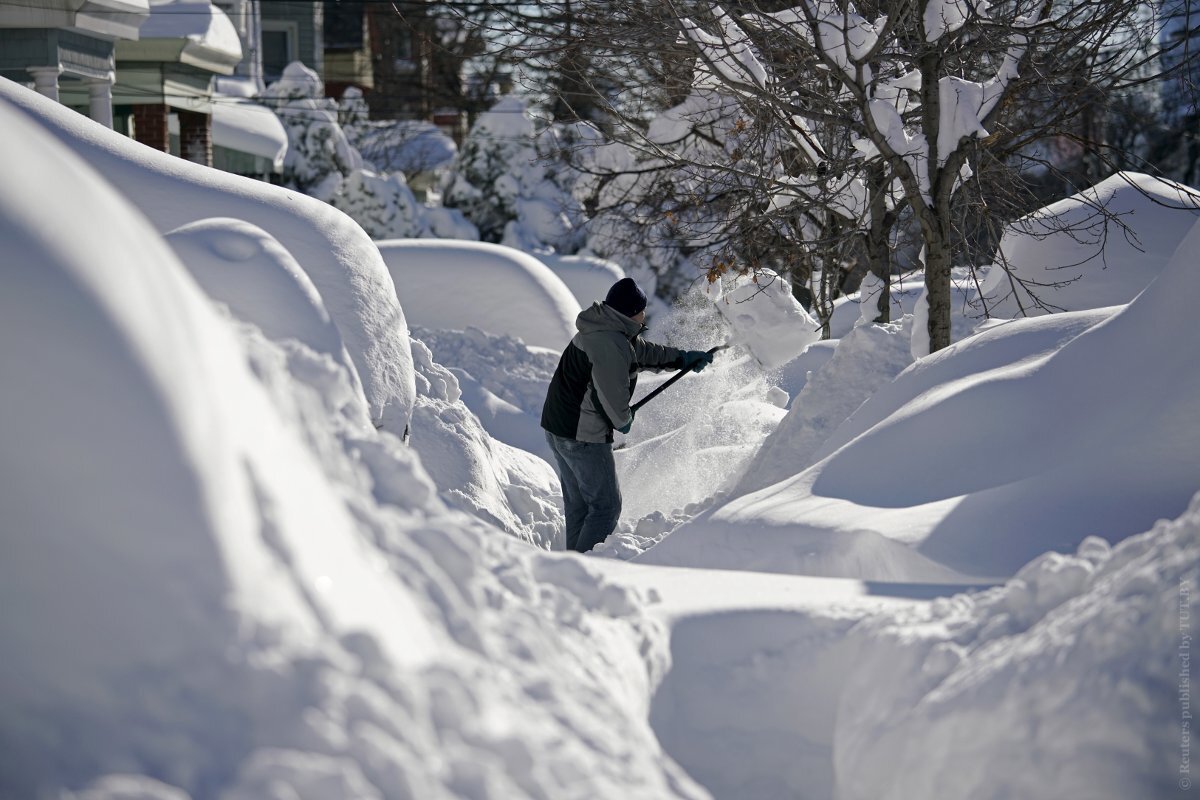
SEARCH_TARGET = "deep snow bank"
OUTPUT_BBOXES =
[834,490,1200,799]
[602,490,1198,800]
[0,99,437,795]
[414,325,561,462]
[407,338,563,548]
[0,97,708,800]
[0,78,415,432]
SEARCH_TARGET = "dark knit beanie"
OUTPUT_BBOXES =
[604,277,647,318]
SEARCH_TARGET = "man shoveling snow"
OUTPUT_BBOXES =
[541,278,714,552]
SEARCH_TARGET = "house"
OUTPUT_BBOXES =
[0,0,149,128]
[111,1,243,165]
[317,1,474,144]
[211,1,289,179]
[259,0,322,84]
[322,0,373,99]
[0,0,285,179]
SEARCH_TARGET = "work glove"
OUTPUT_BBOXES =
[618,408,635,434]
[681,350,715,373]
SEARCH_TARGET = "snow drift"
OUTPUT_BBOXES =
[0,77,415,432]
[0,98,438,795]
[833,492,1199,799]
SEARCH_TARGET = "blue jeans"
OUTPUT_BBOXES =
[544,430,622,553]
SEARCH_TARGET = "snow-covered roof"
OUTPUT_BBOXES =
[0,0,150,41]
[128,0,242,73]
[211,97,287,169]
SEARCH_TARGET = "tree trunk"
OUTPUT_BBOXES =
[923,224,953,352]
[866,163,892,323]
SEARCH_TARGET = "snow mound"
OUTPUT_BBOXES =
[378,239,582,350]
[0,99,438,795]
[0,78,415,433]
[980,171,1200,317]
[834,490,1200,799]
[413,325,560,416]
[412,326,560,462]
[164,217,370,429]
[408,339,563,549]
[734,316,917,497]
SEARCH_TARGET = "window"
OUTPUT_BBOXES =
[261,21,299,83]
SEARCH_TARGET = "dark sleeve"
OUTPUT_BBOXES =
[632,337,684,371]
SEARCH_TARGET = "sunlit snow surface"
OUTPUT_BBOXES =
[2,71,1197,800]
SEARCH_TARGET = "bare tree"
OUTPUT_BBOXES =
[448,0,1196,350]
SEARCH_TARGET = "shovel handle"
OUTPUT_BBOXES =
[631,345,728,413]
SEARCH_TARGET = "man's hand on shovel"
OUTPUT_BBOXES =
[680,350,715,373]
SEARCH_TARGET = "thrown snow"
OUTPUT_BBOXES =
[378,239,581,350]
[703,269,822,369]
[980,171,1200,317]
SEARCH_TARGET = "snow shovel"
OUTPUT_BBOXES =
[631,345,729,412]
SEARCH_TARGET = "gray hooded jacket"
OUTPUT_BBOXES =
[541,302,684,443]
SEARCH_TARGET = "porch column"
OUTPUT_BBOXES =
[27,66,63,102]
[85,74,115,129]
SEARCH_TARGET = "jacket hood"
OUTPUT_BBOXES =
[576,301,643,339]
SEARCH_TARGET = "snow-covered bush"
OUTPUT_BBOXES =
[326,168,429,239]
[262,62,362,196]
[443,95,585,252]
[264,64,476,243]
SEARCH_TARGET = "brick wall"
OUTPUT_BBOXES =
[178,110,211,167]
[132,104,169,152]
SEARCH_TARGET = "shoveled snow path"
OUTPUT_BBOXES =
[588,560,985,800]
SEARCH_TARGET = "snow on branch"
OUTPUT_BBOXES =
[935,15,1035,167]
[682,6,769,91]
